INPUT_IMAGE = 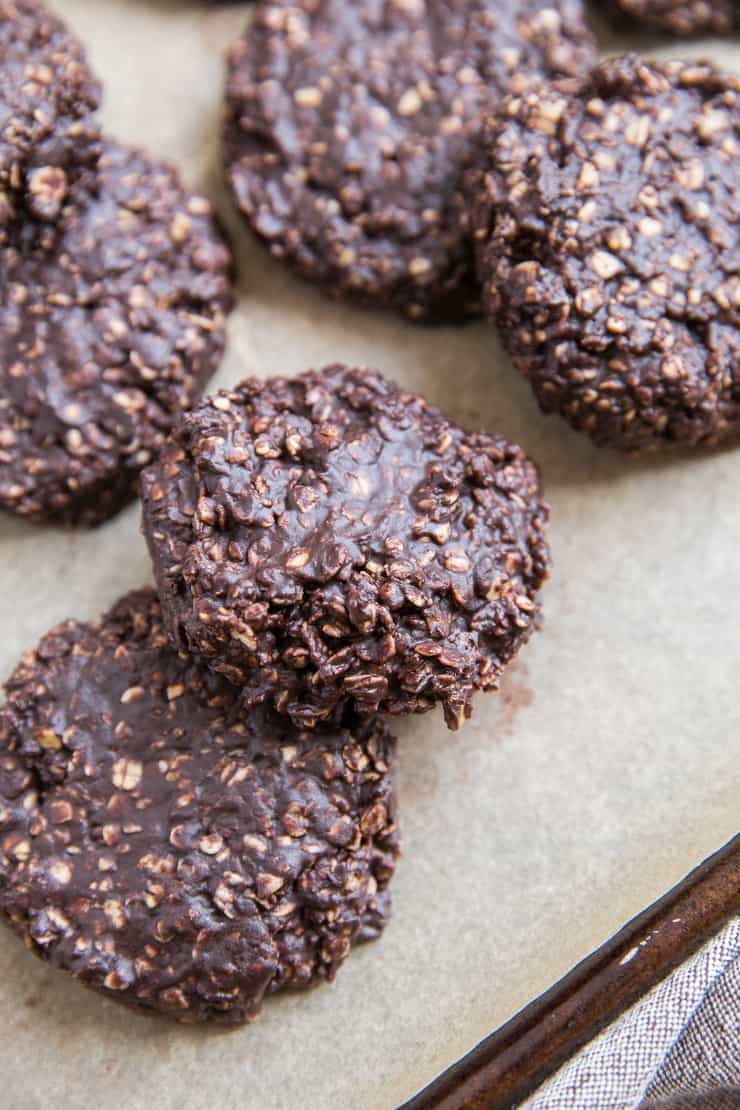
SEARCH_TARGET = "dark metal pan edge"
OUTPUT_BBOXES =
[403,833,740,1110]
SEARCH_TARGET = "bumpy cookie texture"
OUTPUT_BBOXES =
[609,0,739,35]
[141,366,550,729]
[0,139,233,525]
[0,590,398,1024]
[223,0,595,320]
[471,57,740,451]
[0,0,101,223]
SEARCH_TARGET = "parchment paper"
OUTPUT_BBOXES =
[1,5,738,1108]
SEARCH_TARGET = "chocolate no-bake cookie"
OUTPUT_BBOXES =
[0,0,101,223]
[223,0,595,320]
[141,365,550,729]
[471,56,740,451]
[608,0,739,35]
[0,589,398,1023]
[0,139,233,525]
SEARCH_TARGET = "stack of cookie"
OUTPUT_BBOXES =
[2,0,736,1031]
[0,363,550,1023]
[0,0,233,526]
[0,0,551,1029]
[224,0,739,453]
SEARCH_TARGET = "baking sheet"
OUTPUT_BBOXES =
[1,4,738,1108]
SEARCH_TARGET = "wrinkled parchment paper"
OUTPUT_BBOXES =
[1,4,738,1107]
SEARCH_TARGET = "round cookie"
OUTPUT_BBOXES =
[140,365,550,729]
[471,56,740,451]
[0,0,101,223]
[608,0,739,35]
[0,139,233,525]
[223,0,596,320]
[0,589,398,1024]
